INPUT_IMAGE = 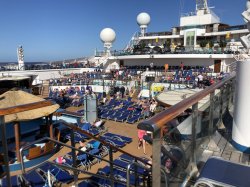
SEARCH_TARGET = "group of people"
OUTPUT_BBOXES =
[109,86,128,99]
[109,67,138,81]
[137,98,158,119]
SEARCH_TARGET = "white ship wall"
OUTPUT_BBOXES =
[121,57,234,72]
[0,68,88,85]
[180,10,220,27]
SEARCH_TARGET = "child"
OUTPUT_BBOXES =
[138,129,147,154]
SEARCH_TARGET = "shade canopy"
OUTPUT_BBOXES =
[0,90,59,123]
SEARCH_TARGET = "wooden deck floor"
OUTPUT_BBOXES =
[198,130,250,165]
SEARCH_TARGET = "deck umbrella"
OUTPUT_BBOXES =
[0,90,59,162]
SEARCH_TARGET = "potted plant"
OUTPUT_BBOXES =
[200,40,207,51]
[219,40,227,53]
[208,40,214,53]
[209,40,214,48]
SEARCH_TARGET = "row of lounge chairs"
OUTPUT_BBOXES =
[63,132,132,171]
[98,99,144,124]
[79,153,150,186]
[63,140,109,171]
[1,162,74,187]
[64,120,106,143]
[1,132,133,187]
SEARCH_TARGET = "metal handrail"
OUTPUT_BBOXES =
[22,159,127,186]
[20,120,152,186]
[126,160,153,187]
[19,137,149,186]
[137,73,236,133]
[137,73,236,187]
[61,121,152,167]
[19,137,111,174]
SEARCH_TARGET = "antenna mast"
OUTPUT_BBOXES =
[196,0,208,11]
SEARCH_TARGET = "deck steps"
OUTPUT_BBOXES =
[41,80,50,97]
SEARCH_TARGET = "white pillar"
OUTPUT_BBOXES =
[232,60,250,153]
[140,25,147,37]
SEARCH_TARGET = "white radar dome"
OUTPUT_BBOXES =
[247,0,250,10]
[100,28,116,43]
[137,12,151,26]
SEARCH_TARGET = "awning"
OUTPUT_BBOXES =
[0,90,59,123]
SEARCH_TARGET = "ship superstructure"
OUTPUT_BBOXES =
[94,0,248,73]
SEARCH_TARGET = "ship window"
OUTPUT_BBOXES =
[185,31,195,46]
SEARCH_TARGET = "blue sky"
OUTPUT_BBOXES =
[0,0,247,62]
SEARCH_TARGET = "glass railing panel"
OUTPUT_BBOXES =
[213,91,221,128]
[195,102,211,162]
[161,118,192,181]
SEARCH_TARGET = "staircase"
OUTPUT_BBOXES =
[89,55,109,68]
[124,32,141,52]
[227,61,237,72]
[95,55,109,67]
[41,80,50,98]
[233,48,250,61]
[230,50,250,72]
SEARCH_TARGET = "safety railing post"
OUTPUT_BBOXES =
[191,103,198,164]
[152,129,162,187]
[219,87,224,124]
[0,116,11,187]
[134,158,138,186]
[224,83,229,109]
[208,91,215,136]
[70,130,78,186]
[232,78,236,104]
[109,146,114,187]
[228,81,233,108]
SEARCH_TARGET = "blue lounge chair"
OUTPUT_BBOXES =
[87,140,109,156]
[103,133,132,143]
[100,136,126,148]
[100,111,113,119]
[65,132,88,143]
[22,170,46,187]
[38,163,73,184]
[116,113,130,122]
[87,140,101,149]
[108,112,123,121]
[79,123,99,136]
[98,165,142,186]
[126,115,141,124]
[88,175,126,187]
[119,154,135,162]
[1,176,20,187]
[78,180,99,187]
[194,157,250,187]
[112,159,145,175]
[64,157,88,169]
[77,154,90,169]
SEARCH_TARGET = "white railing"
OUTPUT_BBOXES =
[233,48,249,61]
[227,50,249,72]
[124,32,140,51]
[94,55,109,67]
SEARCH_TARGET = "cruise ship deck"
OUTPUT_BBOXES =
[1,71,249,187]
